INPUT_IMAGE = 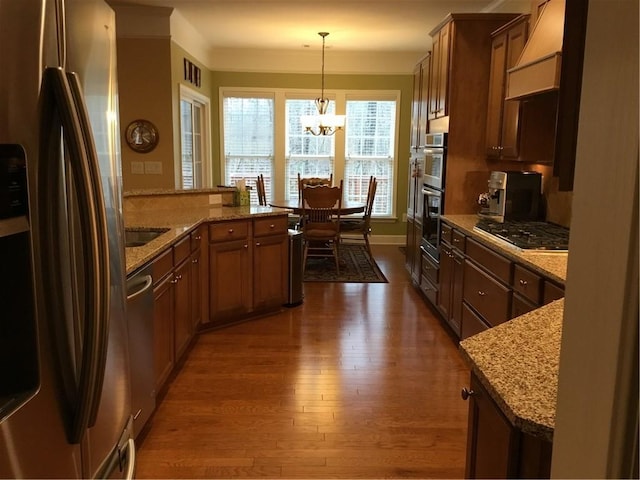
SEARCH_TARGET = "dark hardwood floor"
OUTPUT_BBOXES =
[136,245,471,479]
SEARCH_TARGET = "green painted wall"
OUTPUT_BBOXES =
[209,71,413,237]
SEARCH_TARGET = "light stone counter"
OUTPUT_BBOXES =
[459,299,564,442]
[124,205,290,276]
[441,214,568,283]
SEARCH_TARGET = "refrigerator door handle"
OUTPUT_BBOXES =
[39,67,108,444]
[65,71,111,429]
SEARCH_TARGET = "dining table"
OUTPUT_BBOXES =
[269,198,366,216]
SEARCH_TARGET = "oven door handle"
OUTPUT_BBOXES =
[422,187,442,197]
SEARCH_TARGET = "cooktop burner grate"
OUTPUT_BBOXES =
[474,219,570,251]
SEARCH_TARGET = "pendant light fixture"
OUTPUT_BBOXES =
[300,32,345,136]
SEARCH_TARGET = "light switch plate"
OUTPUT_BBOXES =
[144,161,162,175]
[131,161,144,174]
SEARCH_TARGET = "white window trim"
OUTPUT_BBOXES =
[178,84,213,188]
[219,87,401,219]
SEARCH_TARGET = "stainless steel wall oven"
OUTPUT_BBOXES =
[421,133,447,262]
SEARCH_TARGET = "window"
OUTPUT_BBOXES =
[179,86,211,189]
[222,94,274,205]
[285,99,335,201]
[345,99,396,216]
[220,88,399,217]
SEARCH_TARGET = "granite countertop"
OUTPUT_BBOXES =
[441,214,568,283]
[124,205,290,275]
[459,299,564,442]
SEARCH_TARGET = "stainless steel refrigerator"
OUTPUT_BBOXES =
[0,0,135,477]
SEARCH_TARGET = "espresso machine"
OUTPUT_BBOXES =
[478,171,542,222]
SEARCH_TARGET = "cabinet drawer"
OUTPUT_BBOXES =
[441,223,453,244]
[451,229,466,252]
[543,280,564,304]
[173,235,191,265]
[209,220,250,243]
[512,293,538,319]
[254,215,288,237]
[461,302,490,340]
[463,260,511,328]
[466,238,512,284]
[512,265,542,305]
[152,248,173,284]
[421,248,439,285]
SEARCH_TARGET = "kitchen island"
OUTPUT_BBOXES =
[440,214,568,478]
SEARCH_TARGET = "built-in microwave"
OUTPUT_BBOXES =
[422,133,447,190]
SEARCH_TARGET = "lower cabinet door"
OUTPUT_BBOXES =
[253,234,287,310]
[209,239,252,322]
[465,374,518,479]
[173,259,192,362]
[153,273,174,392]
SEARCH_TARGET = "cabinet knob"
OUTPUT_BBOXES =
[477,290,486,296]
[453,238,460,243]
[461,387,475,400]
[195,235,202,241]
[256,242,261,246]
[192,258,199,264]
[170,279,178,284]
[519,279,528,286]
[228,229,234,234]
[269,224,275,229]
[244,244,248,249]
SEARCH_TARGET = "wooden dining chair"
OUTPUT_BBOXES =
[301,181,343,274]
[297,173,333,199]
[255,174,267,206]
[340,176,377,256]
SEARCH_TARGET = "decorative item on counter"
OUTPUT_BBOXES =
[234,179,251,206]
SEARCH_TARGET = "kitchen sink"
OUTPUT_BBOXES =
[124,227,170,248]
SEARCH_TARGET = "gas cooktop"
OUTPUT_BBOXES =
[473,219,570,251]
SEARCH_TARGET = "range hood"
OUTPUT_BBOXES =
[506,0,566,100]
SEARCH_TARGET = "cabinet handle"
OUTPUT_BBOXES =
[192,258,199,264]
[448,253,454,258]
[176,274,182,281]
[519,279,528,286]
[269,224,275,229]
[228,229,234,234]
[461,388,475,400]
[497,146,504,151]
[453,238,460,243]
[244,244,248,249]
[256,242,261,246]
[170,279,178,284]
[477,290,486,296]
[194,235,201,240]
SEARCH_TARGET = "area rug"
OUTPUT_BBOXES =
[303,243,388,283]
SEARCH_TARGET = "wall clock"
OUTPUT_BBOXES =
[125,119,159,153]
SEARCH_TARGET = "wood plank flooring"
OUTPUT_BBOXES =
[136,245,471,478]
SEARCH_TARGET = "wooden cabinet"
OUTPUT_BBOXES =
[419,247,438,305]
[485,15,529,159]
[209,221,252,324]
[150,231,201,392]
[253,216,288,311]
[437,226,465,337]
[428,22,450,120]
[410,54,431,151]
[152,267,174,393]
[208,215,288,326]
[405,154,424,285]
[464,372,552,478]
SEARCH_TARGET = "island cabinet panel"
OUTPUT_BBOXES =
[207,215,289,327]
[464,372,552,478]
[542,280,564,304]
[461,303,489,340]
[209,237,252,323]
[253,217,288,310]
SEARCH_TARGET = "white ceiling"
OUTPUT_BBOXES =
[112,0,532,73]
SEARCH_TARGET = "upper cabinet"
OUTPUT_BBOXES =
[428,22,451,121]
[485,15,529,160]
[410,53,431,151]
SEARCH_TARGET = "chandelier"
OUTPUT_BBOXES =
[300,32,345,136]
